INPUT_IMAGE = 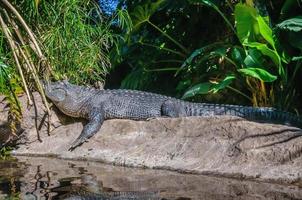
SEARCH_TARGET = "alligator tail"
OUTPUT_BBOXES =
[185,103,302,128]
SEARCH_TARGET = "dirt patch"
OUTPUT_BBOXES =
[1,93,302,185]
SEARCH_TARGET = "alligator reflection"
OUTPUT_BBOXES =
[58,189,162,200]
[1,157,302,200]
[0,162,163,199]
[24,174,162,199]
[0,158,170,200]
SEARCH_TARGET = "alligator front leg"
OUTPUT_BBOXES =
[69,107,105,151]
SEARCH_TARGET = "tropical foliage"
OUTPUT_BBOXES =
[110,0,302,112]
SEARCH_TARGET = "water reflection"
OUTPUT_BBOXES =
[0,157,169,199]
[0,156,302,200]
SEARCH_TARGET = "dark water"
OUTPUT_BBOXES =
[1,156,302,200]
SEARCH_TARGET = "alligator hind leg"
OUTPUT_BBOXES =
[161,100,187,117]
[69,107,104,151]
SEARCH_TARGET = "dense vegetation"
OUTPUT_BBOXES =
[0,0,302,144]
[109,0,302,112]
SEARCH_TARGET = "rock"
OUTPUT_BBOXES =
[1,93,302,184]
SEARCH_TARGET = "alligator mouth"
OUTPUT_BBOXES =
[40,80,52,95]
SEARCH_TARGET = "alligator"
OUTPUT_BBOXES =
[62,191,161,200]
[43,80,302,150]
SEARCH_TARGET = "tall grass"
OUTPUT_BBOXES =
[15,0,117,85]
[0,0,125,144]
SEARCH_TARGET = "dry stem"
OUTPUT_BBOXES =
[0,13,33,105]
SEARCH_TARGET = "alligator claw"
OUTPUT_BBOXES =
[68,137,86,151]
[68,145,75,151]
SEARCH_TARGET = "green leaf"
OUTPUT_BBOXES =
[116,9,133,34]
[243,48,264,68]
[231,47,245,66]
[238,67,277,82]
[277,16,302,32]
[182,82,213,99]
[234,3,258,43]
[243,41,280,66]
[181,48,203,68]
[277,17,302,50]
[243,41,285,78]
[292,56,302,61]
[131,5,150,27]
[131,0,166,29]
[257,16,275,48]
[207,47,239,68]
[182,75,235,99]
[235,4,275,48]
[211,75,236,93]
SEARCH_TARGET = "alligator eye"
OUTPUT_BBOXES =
[51,88,66,102]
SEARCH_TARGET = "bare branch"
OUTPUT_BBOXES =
[0,13,33,105]
[4,10,51,118]
[1,5,52,137]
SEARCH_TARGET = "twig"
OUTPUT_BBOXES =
[4,10,51,123]
[1,0,52,114]
[0,13,33,105]
[1,4,52,136]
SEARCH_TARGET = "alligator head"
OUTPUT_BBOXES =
[43,80,69,103]
[43,80,91,118]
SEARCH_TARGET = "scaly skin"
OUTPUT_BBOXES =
[43,80,302,150]
[63,191,161,200]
